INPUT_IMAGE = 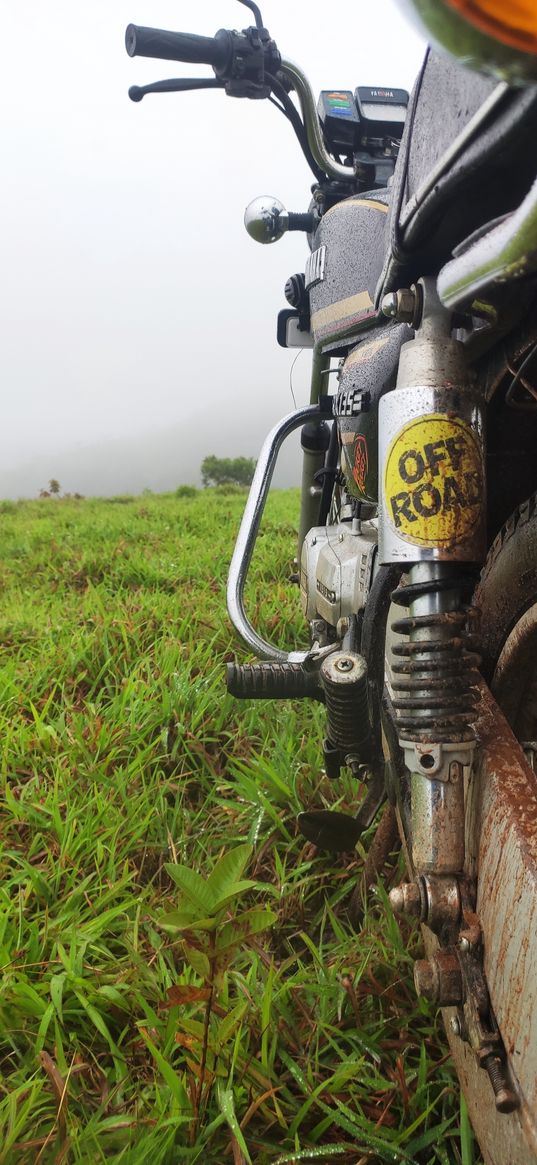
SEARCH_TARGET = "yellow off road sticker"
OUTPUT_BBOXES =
[384,414,483,547]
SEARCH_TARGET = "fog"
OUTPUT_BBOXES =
[0,1,425,498]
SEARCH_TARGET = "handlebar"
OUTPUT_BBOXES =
[279,58,352,183]
[125,24,231,72]
[125,20,357,184]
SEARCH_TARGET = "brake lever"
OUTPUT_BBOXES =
[236,0,264,33]
[129,78,225,102]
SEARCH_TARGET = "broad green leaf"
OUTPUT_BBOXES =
[183,944,211,979]
[216,1000,248,1045]
[205,843,253,907]
[215,879,258,906]
[164,864,216,915]
[159,909,218,934]
[217,908,277,952]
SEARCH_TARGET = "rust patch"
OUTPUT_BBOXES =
[471,681,537,1129]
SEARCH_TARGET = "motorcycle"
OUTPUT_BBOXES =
[126,4,537,1161]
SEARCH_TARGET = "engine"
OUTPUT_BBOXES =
[300,520,377,627]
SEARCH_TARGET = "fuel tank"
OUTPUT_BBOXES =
[335,322,409,503]
[308,192,389,348]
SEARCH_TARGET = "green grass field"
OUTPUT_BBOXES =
[0,489,481,1164]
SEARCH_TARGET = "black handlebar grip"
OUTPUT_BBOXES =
[125,24,231,71]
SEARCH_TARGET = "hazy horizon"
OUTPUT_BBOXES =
[1,1,426,497]
[0,412,302,499]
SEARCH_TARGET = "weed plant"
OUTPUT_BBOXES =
[0,492,481,1163]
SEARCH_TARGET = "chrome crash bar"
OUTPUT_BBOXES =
[227,402,332,663]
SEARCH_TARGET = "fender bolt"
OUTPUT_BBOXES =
[480,1053,519,1114]
[389,881,422,917]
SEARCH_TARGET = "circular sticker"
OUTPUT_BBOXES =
[384,413,483,547]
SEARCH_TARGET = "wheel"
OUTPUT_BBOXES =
[476,491,537,743]
[375,514,537,1164]
[448,493,537,1164]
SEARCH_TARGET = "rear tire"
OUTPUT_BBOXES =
[475,491,537,736]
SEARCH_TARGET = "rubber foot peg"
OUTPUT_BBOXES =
[226,661,321,700]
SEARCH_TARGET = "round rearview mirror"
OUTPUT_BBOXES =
[244,196,289,244]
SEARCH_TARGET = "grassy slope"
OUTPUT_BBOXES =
[0,491,480,1164]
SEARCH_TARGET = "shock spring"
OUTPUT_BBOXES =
[390,564,481,744]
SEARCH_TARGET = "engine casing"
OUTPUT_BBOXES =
[300,521,377,625]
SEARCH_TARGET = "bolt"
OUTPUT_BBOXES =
[414,951,464,1005]
[381,287,419,325]
[389,881,422,918]
[381,292,398,318]
[335,657,354,673]
[397,287,419,323]
[480,1053,519,1114]
[414,959,436,999]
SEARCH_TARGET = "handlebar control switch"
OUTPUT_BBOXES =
[244,196,315,244]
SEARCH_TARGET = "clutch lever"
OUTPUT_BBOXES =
[236,0,264,32]
[129,77,224,102]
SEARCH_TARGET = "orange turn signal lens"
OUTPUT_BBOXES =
[445,0,537,54]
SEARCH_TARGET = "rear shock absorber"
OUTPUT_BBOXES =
[391,564,480,744]
[378,278,486,876]
[390,562,481,873]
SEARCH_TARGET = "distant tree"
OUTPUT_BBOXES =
[201,455,256,488]
[175,485,198,499]
[39,489,51,499]
[48,479,61,496]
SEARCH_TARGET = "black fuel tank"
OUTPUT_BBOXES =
[308,192,389,348]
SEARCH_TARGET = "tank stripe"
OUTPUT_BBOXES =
[344,337,389,367]
[311,290,374,332]
[323,198,389,218]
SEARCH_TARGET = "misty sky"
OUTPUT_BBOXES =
[1,1,426,495]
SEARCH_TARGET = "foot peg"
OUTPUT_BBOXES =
[321,651,373,777]
[226,661,321,700]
